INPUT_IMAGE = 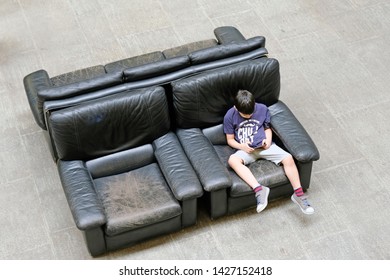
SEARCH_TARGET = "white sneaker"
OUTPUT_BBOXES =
[255,187,270,213]
[291,193,315,215]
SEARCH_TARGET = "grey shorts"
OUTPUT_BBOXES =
[232,143,290,165]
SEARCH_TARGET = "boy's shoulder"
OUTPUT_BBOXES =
[255,103,269,112]
[224,106,235,117]
[255,102,268,109]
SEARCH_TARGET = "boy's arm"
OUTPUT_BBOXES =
[226,134,254,153]
[263,128,272,149]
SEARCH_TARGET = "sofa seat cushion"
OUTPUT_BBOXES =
[104,51,165,73]
[94,163,182,236]
[163,39,218,58]
[50,65,106,87]
[213,145,289,198]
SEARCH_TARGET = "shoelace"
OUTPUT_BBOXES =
[301,198,311,207]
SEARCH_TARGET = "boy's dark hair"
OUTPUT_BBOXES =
[234,90,255,114]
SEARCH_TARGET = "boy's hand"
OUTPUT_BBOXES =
[241,142,255,153]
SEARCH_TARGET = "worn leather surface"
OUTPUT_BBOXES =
[94,163,182,236]
[123,55,190,82]
[214,26,246,43]
[105,51,165,73]
[38,70,123,100]
[57,160,106,230]
[176,128,231,192]
[23,69,52,129]
[269,101,320,162]
[153,132,203,200]
[189,36,265,65]
[86,144,155,179]
[50,65,106,87]
[163,39,218,58]
[202,124,227,145]
[202,124,288,194]
[172,58,280,129]
[213,145,288,197]
[49,86,169,160]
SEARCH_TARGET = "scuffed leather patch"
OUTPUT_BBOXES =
[94,163,181,236]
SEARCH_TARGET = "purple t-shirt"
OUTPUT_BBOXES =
[223,103,271,148]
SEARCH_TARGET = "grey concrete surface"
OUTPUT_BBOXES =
[0,0,389,259]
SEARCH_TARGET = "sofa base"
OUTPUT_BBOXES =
[228,182,294,215]
[85,215,182,257]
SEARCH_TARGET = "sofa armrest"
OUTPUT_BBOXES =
[269,101,320,162]
[176,128,231,192]
[57,160,106,231]
[153,132,203,200]
[23,69,52,129]
[214,26,246,43]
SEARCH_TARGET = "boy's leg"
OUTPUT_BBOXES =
[281,154,301,190]
[281,155,314,215]
[228,153,269,213]
[257,144,315,215]
[228,154,259,189]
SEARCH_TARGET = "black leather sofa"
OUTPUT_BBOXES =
[23,26,319,256]
[50,86,203,256]
[172,57,320,219]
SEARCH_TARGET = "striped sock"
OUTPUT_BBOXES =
[254,185,263,194]
[294,187,304,197]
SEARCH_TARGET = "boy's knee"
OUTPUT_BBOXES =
[228,155,243,167]
[282,154,294,165]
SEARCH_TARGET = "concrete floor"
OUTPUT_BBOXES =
[1,0,389,260]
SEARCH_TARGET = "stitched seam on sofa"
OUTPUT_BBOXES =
[72,110,82,158]
[145,90,157,141]
[196,80,200,124]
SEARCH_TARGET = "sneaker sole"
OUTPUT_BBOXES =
[291,195,314,215]
[256,187,270,213]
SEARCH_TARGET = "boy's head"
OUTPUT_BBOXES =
[234,90,255,116]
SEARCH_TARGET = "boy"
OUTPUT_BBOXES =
[223,90,314,214]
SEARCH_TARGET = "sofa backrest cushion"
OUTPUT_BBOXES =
[172,57,280,129]
[162,39,218,58]
[123,55,191,82]
[50,65,107,87]
[104,51,165,73]
[49,86,170,160]
[188,36,265,65]
[38,71,123,101]
[86,144,155,178]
